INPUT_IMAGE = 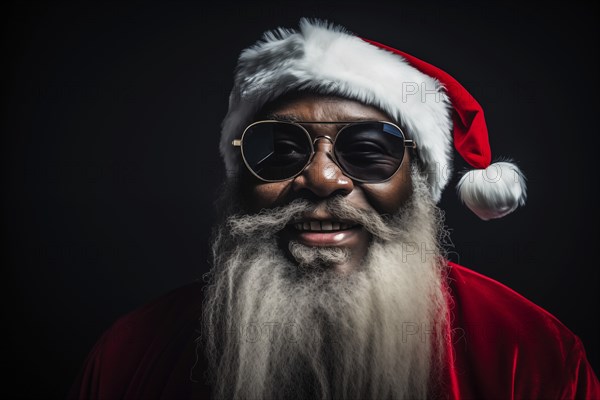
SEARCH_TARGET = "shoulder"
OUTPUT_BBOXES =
[448,262,565,321]
[108,280,205,339]
[446,260,578,351]
[446,261,599,399]
[69,281,208,399]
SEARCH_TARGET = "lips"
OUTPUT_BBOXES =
[277,212,371,269]
[283,217,363,247]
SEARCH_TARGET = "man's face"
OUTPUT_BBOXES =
[240,95,414,273]
[205,97,448,398]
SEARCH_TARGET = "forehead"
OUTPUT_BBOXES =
[257,93,393,123]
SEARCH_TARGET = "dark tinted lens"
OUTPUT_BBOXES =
[334,122,405,182]
[241,122,311,181]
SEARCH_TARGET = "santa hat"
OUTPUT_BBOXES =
[220,18,527,220]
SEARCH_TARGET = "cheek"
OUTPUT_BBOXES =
[242,180,293,212]
[361,166,413,214]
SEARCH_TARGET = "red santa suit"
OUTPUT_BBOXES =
[69,261,600,399]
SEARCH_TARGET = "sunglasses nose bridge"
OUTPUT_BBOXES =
[312,135,334,146]
[307,135,338,167]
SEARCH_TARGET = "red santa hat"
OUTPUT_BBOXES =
[220,18,527,220]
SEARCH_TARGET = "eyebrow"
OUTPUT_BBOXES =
[264,113,301,122]
[263,113,380,125]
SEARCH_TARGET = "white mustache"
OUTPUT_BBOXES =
[227,196,403,241]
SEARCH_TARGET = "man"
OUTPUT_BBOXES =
[70,19,600,399]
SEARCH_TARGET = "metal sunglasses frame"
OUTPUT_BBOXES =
[231,120,417,183]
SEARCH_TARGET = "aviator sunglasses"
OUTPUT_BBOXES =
[232,120,416,183]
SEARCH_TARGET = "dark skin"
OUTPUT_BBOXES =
[240,94,414,273]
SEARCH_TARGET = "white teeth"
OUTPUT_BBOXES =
[293,221,354,232]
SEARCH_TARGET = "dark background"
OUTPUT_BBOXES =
[2,1,598,398]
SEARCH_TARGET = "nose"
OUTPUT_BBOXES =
[292,137,354,198]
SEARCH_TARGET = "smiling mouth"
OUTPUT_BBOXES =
[281,218,367,249]
[291,220,360,232]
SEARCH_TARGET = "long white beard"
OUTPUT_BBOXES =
[202,170,450,400]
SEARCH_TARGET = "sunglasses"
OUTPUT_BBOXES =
[232,120,416,183]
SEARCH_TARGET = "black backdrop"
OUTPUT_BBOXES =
[2,1,599,398]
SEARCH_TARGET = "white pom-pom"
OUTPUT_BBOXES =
[456,161,527,220]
